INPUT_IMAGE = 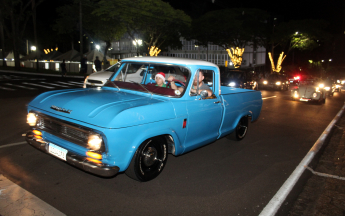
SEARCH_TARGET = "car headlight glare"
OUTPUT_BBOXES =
[276,81,281,85]
[27,113,37,126]
[87,134,103,151]
[294,91,299,98]
[228,82,236,87]
[319,84,324,88]
[313,93,318,98]
[324,87,330,91]
[263,81,268,84]
[316,87,320,92]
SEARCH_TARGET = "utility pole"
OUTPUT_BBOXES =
[0,12,6,67]
[79,1,83,62]
[32,0,39,71]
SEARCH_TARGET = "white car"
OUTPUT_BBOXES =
[83,63,121,88]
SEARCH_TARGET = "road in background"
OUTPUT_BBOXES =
[0,74,344,216]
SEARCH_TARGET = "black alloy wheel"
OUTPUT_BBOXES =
[125,136,168,182]
[234,117,248,140]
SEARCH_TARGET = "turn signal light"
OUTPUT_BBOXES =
[33,130,42,135]
[86,157,102,164]
[86,151,102,160]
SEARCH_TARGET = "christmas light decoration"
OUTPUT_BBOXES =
[268,52,286,72]
[149,46,161,56]
[226,47,245,68]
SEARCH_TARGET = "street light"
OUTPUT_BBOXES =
[95,44,100,51]
[133,39,142,56]
[31,46,36,51]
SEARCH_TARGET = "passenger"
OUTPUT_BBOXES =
[155,72,169,88]
[167,75,184,92]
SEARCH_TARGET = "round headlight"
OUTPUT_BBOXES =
[313,93,318,98]
[263,81,268,84]
[276,81,281,85]
[87,134,103,151]
[27,113,37,126]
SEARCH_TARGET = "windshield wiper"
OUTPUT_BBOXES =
[106,80,120,90]
[129,81,153,95]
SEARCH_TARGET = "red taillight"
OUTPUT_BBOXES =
[183,119,187,128]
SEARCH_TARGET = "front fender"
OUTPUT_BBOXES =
[105,119,186,172]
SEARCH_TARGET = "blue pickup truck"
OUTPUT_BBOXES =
[26,57,262,182]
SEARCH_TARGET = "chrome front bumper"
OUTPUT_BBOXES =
[25,131,119,177]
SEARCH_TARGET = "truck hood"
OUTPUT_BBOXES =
[28,88,176,128]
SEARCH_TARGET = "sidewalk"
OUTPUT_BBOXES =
[288,112,345,215]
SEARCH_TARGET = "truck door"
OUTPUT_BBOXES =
[184,69,223,152]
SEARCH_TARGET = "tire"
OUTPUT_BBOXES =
[231,117,248,141]
[125,136,168,182]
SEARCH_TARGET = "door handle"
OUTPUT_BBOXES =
[214,101,222,104]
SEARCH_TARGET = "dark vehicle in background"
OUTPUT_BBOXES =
[220,70,257,90]
[259,73,289,91]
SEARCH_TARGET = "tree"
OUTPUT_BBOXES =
[0,0,45,69]
[193,8,268,49]
[191,8,269,67]
[271,19,329,55]
[269,19,330,72]
[93,0,191,53]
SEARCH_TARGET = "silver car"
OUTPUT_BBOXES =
[83,62,121,88]
[291,78,326,104]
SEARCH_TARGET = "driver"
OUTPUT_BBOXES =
[190,71,213,96]
[168,71,212,97]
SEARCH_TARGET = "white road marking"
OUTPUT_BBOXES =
[55,81,80,86]
[67,81,84,85]
[0,86,15,91]
[0,141,27,148]
[40,82,70,88]
[4,83,36,90]
[22,82,55,89]
[0,174,66,216]
[262,96,277,100]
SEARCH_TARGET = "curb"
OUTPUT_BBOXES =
[259,102,345,216]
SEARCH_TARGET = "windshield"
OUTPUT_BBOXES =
[105,62,190,97]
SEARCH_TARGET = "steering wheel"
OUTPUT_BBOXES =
[167,79,186,87]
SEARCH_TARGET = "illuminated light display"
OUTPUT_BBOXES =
[268,52,286,72]
[226,47,244,68]
[149,46,161,56]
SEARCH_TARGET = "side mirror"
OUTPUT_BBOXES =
[200,90,208,98]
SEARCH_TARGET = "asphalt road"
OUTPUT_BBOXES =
[0,73,344,216]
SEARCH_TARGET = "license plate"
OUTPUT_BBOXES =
[48,143,67,161]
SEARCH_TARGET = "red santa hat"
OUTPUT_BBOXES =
[155,72,165,82]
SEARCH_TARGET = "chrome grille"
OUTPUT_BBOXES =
[37,115,90,148]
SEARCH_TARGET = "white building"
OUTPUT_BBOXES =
[105,36,266,70]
